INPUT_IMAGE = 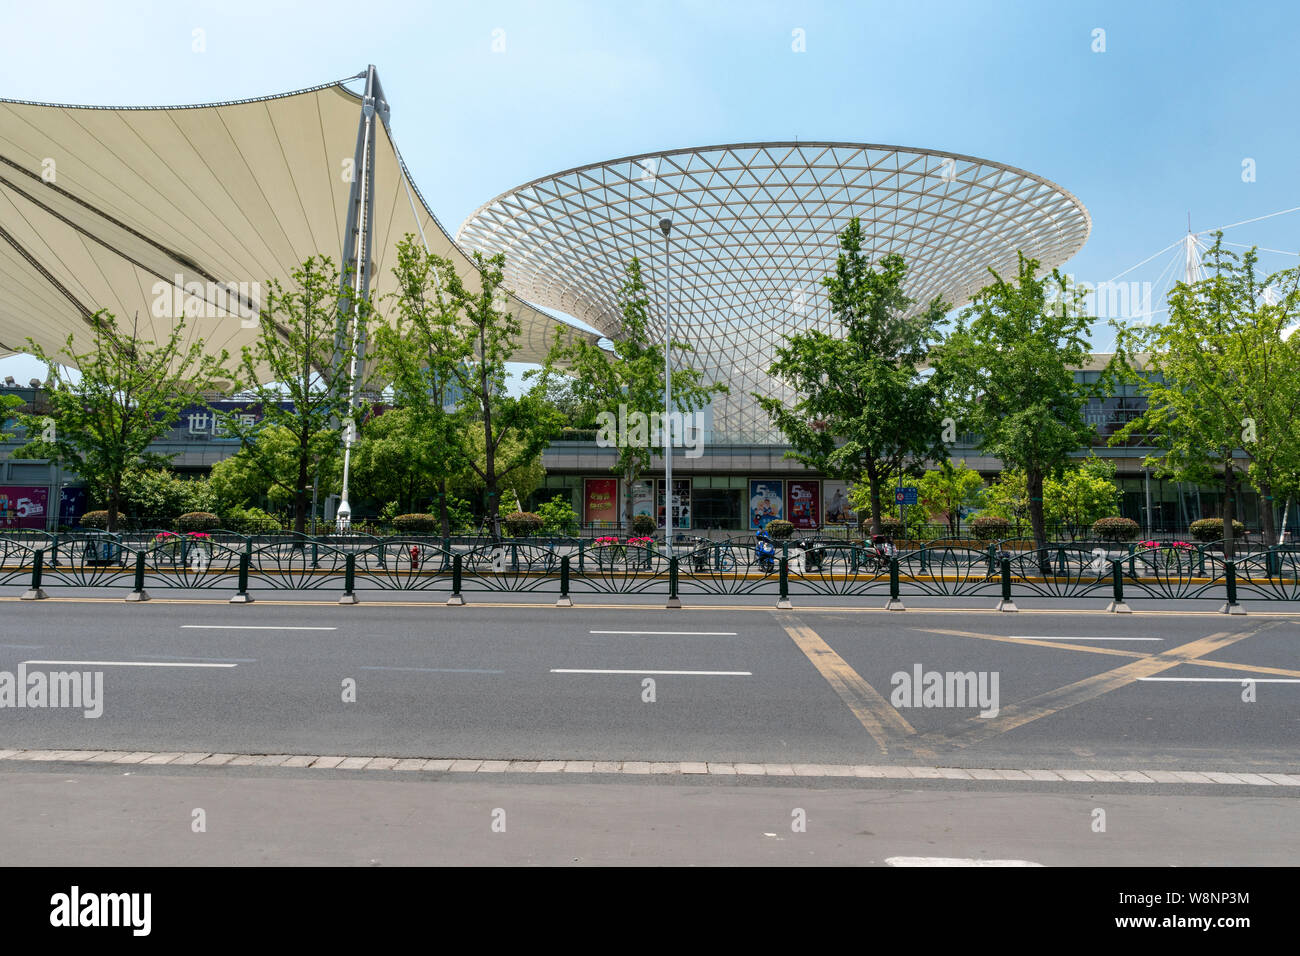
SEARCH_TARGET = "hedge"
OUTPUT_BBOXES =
[177,511,220,532]
[504,511,543,537]
[80,510,109,529]
[1091,516,1140,542]
[392,513,438,533]
[1189,517,1246,542]
[630,514,657,536]
[969,516,1011,540]
[764,519,794,539]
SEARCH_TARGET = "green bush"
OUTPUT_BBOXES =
[504,511,543,537]
[1189,517,1246,542]
[80,510,109,529]
[221,505,282,534]
[177,511,220,532]
[537,494,578,536]
[765,519,795,539]
[876,516,906,538]
[392,513,438,533]
[1090,516,1140,542]
[970,515,1011,541]
[630,513,657,536]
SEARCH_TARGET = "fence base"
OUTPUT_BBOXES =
[1219,602,1246,615]
[1105,600,1131,614]
[446,594,465,606]
[338,593,359,606]
[995,599,1019,613]
[666,596,682,609]
[555,596,573,607]
[776,598,793,609]
[884,597,905,611]
[229,593,254,604]
[125,590,151,603]
[20,588,48,601]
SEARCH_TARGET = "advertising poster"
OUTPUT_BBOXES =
[584,478,618,526]
[59,486,88,526]
[631,480,655,520]
[787,480,821,531]
[748,479,784,530]
[655,478,691,530]
[0,486,50,530]
[823,480,857,526]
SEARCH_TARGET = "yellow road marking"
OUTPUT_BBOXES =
[917,626,1300,679]
[776,613,929,757]
[919,624,1277,750]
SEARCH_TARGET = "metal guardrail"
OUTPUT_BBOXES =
[4,531,1299,610]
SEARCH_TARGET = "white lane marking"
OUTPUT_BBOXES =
[1139,677,1300,683]
[551,668,752,676]
[1008,636,1162,642]
[181,625,336,631]
[589,630,738,636]
[360,666,504,674]
[0,644,44,649]
[21,660,237,668]
[886,857,1044,867]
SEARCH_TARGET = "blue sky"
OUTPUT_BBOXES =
[2,0,1298,381]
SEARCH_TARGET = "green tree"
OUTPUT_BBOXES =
[979,469,1030,534]
[1043,456,1121,538]
[119,470,219,526]
[1111,237,1300,554]
[757,218,950,536]
[372,237,473,536]
[209,424,341,522]
[218,256,364,535]
[350,406,466,516]
[917,459,986,536]
[541,257,725,531]
[933,252,1100,562]
[15,311,225,531]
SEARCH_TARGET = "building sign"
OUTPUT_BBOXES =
[823,480,857,526]
[749,479,784,530]
[0,486,49,529]
[584,478,618,526]
[656,478,691,530]
[631,480,655,520]
[787,480,820,530]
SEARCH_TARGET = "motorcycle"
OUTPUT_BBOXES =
[754,530,776,573]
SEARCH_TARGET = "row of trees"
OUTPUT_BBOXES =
[10,236,710,540]
[762,221,1300,559]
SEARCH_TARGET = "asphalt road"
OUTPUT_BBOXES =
[2,595,1296,771]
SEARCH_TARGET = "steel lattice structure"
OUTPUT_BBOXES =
[459,142,1090,444]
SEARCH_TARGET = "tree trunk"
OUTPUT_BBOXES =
[437,480,450,538]
[867,469,883,537]
[294,451,308,536]
[1258,481,1276,547]
[1027,467,1050,572]
[107,480,121,534]
[1222,462,1235,561]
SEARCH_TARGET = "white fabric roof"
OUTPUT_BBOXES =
[0,75,594,369]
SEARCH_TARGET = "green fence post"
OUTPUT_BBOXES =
[777,556,792,608]
[1107,558,1130,613]
[1221,559,1245,615]
[667,556,681,608]
[919,543,928,575]
[557,554,573,607]
[578,540,585,574]
[447,552,466,606]
[996,554,1017,612]
[125,549,150,602]
[339,551,359,605]
[229,551,253,604]
[20,548,48,600]
[885,556,904,611]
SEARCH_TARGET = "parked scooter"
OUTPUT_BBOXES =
[754,530,776,573]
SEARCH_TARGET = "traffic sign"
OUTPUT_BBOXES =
[895,487,918,505]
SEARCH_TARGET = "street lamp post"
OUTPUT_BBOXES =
[659,218,674,560]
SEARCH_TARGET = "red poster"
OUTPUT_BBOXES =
[0,486,50,530]
[786,480,820,531]
[584,478,618,525]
